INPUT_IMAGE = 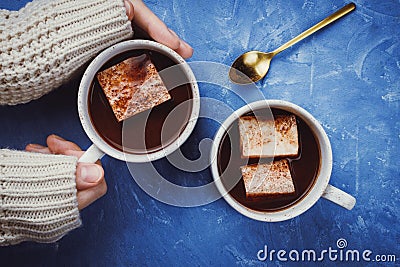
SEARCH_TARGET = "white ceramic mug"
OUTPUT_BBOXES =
[77,40,200,163]
[210,100,356,222]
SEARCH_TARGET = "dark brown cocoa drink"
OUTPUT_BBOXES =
[88,50,193,154]
[217,108,320,211]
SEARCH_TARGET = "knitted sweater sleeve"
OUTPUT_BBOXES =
[0,149,81,246]
[0,0,133,105]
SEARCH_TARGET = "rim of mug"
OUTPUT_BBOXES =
[210,99,333,222]
[78,40,200,163]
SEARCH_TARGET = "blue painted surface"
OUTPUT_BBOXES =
[1,0,399,266]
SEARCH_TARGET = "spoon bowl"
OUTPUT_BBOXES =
[229,51,274,84]
[229,3,356,84]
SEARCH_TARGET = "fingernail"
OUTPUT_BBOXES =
[124,0,134,20]
[179,40,194,59]
[168,28,179,38]
[81,165,102,183]
[182,40,192,49]
[28,144,45,149]
[26,144,49,153]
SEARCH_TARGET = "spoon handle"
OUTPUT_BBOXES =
[272,2,356,56]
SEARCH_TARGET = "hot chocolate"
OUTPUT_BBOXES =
[88,49,193,154]
[217,108,320,211]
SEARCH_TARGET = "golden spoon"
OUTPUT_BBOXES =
[229,2,356,84]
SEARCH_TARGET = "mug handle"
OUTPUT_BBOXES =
[322,184,356,210]
[78,144,105,163]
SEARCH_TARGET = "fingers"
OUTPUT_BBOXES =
[53,137,107,210]
[25,134,107,211]
[77,179,107,210]
[148,21,181,51]
[131,0,179,49]
[46,134,82,153]
[25,143,51,154]
[177,40,194,59]
[25,135,82,155]
[167,29,194,59]
[131,0,193,59]
[63,149,84,158]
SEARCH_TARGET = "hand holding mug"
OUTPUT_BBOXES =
[124,0,193,59]
[26,135,107,210]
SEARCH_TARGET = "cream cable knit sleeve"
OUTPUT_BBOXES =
[0,149,81,245]
[0,0,133,105]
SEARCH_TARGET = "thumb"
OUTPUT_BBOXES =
[76,163,104,190]
[124,0,134,21]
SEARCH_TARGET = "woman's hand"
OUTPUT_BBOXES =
[124,0,193,59]
[26,135,107,210]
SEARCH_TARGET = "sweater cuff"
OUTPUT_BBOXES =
[53,0,134,73]
[0,0,133,105]
[0,149,81,246]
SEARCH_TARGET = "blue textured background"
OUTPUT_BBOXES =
[1,0,399,266]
